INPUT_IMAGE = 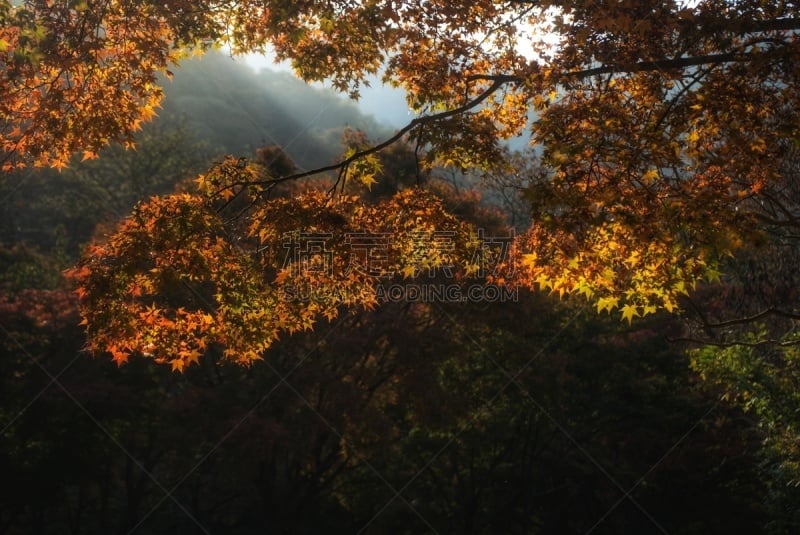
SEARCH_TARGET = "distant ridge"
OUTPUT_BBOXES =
[160,51,392,170]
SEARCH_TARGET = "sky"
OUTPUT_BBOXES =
[239,52,413,129]
[236,50,533,153]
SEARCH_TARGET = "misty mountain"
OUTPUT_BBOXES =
[160,51,393,170]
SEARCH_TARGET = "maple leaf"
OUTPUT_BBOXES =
[400,265,417,279]
[620,304,640,324]
[54,0,800,365]
[108,345,129,366]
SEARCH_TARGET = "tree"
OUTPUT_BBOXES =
[0,0,192,171]
[0,119,211,259]
[335,299,766,533]
[692,341,800,533]
[0,261,769,533]
[5,0,800,354]
[68,152,481,368]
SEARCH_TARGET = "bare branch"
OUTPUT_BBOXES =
[697,307,800,329]
[666,336,800,348]
[214,77,514,195]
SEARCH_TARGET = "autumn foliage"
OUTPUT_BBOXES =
[5,0,800,357]
[6,2,800,530]
[69,157,481,368]
[0,0,190,171]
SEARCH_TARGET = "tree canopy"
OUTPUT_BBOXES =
[4,0,800,354]
[5,2,800,529]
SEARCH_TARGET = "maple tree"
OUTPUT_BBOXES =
[6,3,800,529]
[0,0,196,171]
[69,154,481,369]
[3,0,799,358]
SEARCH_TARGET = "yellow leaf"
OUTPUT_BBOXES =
[359,173,377,190]
[52,158,69,171]
[624,251,640,267]
[401,265,417,279]
[641,168,658,184]
[621,304,639,323]
[595,296,619,314]
[185,350,202,365]
[522,253,538,267]
[535,273,552,290]
[573,278,594,299]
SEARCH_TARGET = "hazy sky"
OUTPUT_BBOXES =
[239,52,413,129]
[236,51,532,152]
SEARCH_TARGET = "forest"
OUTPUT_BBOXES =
[2,0,800,533]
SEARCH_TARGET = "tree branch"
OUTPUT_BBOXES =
[696,307,800,329]
[666,336,800,348]
[212,16,800,195]
[566,50,758,79]
[672,306,800,347]
[215,77,513,194]
[437,52,786,96]
[474,18,800,83]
